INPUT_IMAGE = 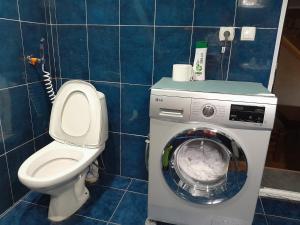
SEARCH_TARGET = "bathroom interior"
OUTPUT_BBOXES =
[0,0,299,225]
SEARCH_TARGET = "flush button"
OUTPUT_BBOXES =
[202,105,215,117]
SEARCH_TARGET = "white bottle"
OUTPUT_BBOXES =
[193,41,208,80]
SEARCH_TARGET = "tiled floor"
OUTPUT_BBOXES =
[0,173,299,225]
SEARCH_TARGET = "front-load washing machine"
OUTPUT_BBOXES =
[147,78,277,225]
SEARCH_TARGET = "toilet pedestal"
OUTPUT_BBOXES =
[48,169,89,221]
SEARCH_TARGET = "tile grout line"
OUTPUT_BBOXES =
[188,0,196,64]
[44,0,57,90]
[151,0,156,85]
[48,0,58,85]
[0,197,24,219]
[225,0,238,81]
[97,184,147,196]
[5,131,49,155]
[0,17,47,25]
[74,213,115,224]
[107,179,133,224]
[109,131,148,138]
[0,80,42,92]
[0,119,15,204]
[48,23,278,30]
[101,171,148,182]
[44,0,57,92]
[118,0,122,177]
[16,0,36,152]
[84,0,91,82]
[259,197,269,225]
[52,0,63,87]
[43,0,53,82]
[264,214,300,222]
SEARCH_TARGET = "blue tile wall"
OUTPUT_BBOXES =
[156,0,194,26]
[19,0,45,23]
[154,27,192,82]
[57,26,89,80]
[88,27,120,82]
[121,84,150,136]
[0,86,33,150]
[121,27,154,85]
[0,156,13,215]
[194,0,236,26]
[0,0,18,20]
[235,0,283,28]
[121,134,148,180]
[46,0,285,181]
[21,23,49,83]
[228,29,278,87]
[7,141,35,201]
[55,0,86,24]
[87,0,119,25]
[0,20,26,89]
[28,82,51,136]
[0,0,53,215]
[120,0,154,25]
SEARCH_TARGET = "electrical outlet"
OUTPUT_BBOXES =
[219,27,235,41]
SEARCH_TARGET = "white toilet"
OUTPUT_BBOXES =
[18,80,108,221]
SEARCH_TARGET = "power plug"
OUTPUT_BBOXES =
[219,27,235,41]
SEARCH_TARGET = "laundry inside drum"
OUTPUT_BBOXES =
[175,139,231,186]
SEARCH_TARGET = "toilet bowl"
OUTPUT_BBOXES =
[18,80,108,221]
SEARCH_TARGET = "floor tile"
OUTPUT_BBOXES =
[255,198,264,214]
[96,173,132,190]
[121,134,148,180]
[78,185,124,221]
[111,192,147,225]
[0,201,106,225]
[261,197,300,220]
[252,214,268,225]
[23,192,49,207]
[267,215,300,225]
[128,179,148,194]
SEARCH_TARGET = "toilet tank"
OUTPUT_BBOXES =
[97,92,108,146]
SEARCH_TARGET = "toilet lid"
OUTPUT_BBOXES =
[49,80,102,148]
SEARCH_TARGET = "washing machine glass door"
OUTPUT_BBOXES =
[162,128,248,205]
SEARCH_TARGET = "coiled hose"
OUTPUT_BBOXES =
[41,63,56,103]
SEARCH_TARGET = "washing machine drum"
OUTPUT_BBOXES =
[162,128,248,205]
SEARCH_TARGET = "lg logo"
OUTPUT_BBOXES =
[155,98,163,102]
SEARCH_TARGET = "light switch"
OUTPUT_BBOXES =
[241,27,256,41]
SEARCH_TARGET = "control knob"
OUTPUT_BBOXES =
[202,105,215,117]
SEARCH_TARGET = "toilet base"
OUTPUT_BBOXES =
[48,169,89,222]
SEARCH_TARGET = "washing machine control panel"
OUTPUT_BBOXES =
[229,104,265,124]
[189,98,275,129]
[150,93,276,129]
[202,105,215,117]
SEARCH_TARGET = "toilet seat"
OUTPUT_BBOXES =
[18,141,104,189]
[49,80,103,148]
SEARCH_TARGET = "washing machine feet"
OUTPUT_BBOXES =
[145,218,157,225]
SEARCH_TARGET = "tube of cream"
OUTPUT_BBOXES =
[193,41,208,81]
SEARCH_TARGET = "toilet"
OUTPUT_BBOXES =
[18,80,108,221]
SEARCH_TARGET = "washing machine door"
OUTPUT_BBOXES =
[162,128,248,205]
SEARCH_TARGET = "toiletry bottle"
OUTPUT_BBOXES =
[193,41,208,81]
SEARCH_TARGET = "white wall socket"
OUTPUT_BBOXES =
[219,27,235,41]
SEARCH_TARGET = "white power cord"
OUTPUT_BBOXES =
[220,31,230,81]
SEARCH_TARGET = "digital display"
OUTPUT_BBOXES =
[229,104,265,124]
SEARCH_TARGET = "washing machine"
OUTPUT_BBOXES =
[147,78,277,225]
